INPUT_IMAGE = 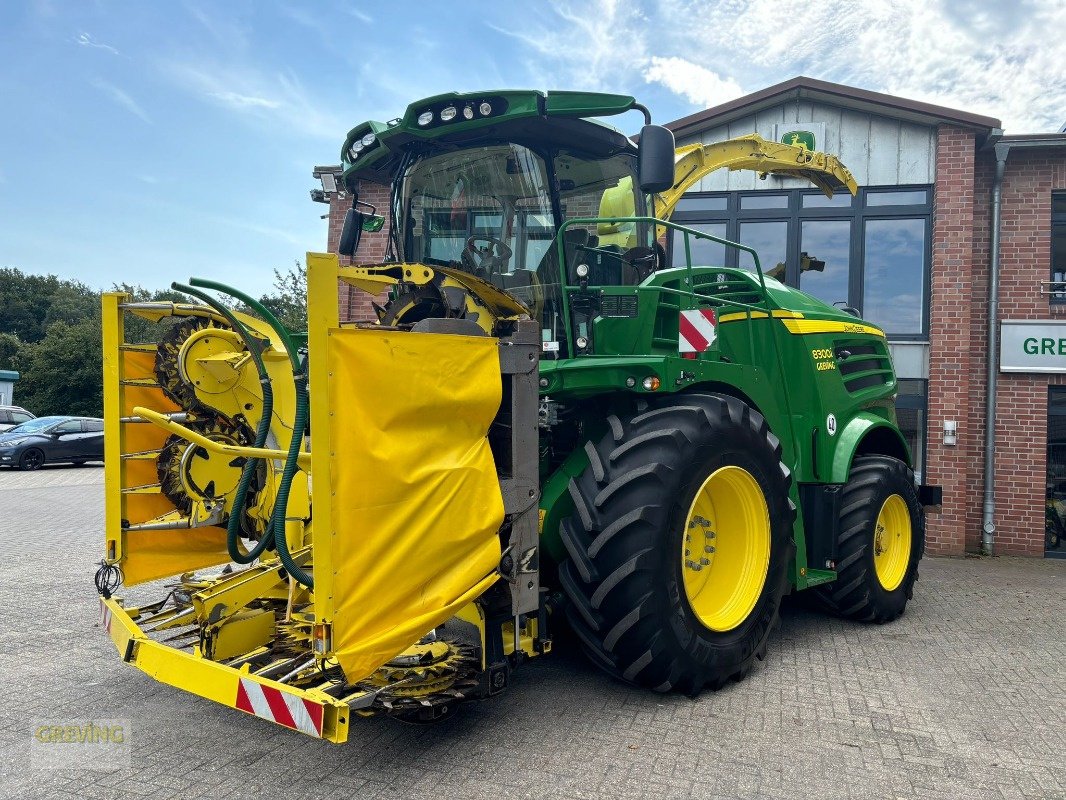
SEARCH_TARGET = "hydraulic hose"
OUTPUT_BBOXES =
[171,282,274,564]
[187,278,314,589]
[270,376,312,588]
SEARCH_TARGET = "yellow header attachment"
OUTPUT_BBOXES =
[656,133,858,219]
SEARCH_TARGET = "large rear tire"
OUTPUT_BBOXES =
[558,393,795,694]
[813,455,924,623]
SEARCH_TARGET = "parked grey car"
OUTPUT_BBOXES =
[0,406,35,433]
[0,416,104,470]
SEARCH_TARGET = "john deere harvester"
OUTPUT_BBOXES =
[96,90,939,742]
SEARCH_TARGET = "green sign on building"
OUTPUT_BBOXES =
[1000,321,1066,372]
[781,129,816,151]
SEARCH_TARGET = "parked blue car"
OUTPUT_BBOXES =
[0,416,104,470]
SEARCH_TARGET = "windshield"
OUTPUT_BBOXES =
[6,416,63,434]
[399,142,645,356]
[400,144,554,274]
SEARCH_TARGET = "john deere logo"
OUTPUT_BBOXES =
[782,130,816,151]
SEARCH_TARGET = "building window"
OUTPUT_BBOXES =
[738,220,788,275]
[862,218,928,335]
[895,379,927,484]
[1047,388,1066,557]
[1052,193,1066,302]
[799,219,851,307]
[669,185,932,339]
[671,222,727,267]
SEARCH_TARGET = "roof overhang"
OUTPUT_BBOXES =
[999,133,1066,150]
[666,76,1002,145]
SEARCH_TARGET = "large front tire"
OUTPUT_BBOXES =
[558,393,795,694]
[813,455,924,623]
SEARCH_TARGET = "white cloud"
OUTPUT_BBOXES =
[76,32,119,56]
[343,5,373,25]
[184,4,249,51]
[494,0,1064,133]
[488,1,653,91]
[208,90,281,110]
[161,61,343,139]
[650,0,1065,131]
[90,78,151,124]
[644,57,743,108]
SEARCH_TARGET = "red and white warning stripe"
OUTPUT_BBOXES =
[99,599,112,634]
[679,308,717,353]
[235,677,324,737]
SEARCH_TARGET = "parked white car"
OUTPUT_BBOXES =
[0,406,35,433]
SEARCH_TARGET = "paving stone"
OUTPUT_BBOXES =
[0,466,1063,799]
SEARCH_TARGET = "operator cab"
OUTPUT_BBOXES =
[393,123,667,347]
[337,90,675,351]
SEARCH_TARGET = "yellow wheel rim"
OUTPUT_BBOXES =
[681,466,771,632]
[873,494,912,591]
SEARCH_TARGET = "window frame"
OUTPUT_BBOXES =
[894,378,928,483]
[668,185,932,339]
[1051,191,1066,305]
[1046,386,1066,557]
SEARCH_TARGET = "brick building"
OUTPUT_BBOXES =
[312,77,1066,559]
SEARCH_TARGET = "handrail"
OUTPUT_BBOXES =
[552,214,802,470]
[554,215,772,356]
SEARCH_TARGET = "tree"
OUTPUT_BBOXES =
[15,319,103,416]
[110,283,192,344]
[257,261,307,332]
[44,280,100,328]
[0,267,62,343]
[0,333,23,372]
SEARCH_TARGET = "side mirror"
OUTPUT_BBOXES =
[338,208,364,257]
[638,124,675,194]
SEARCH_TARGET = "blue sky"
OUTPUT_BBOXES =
[1,0,1063,296]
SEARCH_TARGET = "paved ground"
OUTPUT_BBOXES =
[0,466,1062,800]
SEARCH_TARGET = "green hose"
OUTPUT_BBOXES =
[270,376,313,588]
[188,277,313,589]
[171,282,274,564]
[188,279,301,371]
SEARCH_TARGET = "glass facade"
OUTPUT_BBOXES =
[1046,389,1066,557]
[862,218,927,335]
[670,185,932,476]
[669,186,932,339]
[895,379,927,484]
[1052,193,1066,302]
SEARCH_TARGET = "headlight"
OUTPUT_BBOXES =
[479,101,492,116]
[440,106,457,122]
[417,111,433,126]
[361,133,376,147]
[1,438,26,448]
[575,263,589,279]
[462,106,474,120]
[351,140,365,153]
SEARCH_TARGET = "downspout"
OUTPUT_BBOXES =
[981,142,1010,555]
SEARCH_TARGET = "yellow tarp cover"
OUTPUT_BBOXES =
[325,327,504,682]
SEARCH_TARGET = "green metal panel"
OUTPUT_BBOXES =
[544,91,636,118]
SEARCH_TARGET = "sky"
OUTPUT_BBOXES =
[1,0,1064,296]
